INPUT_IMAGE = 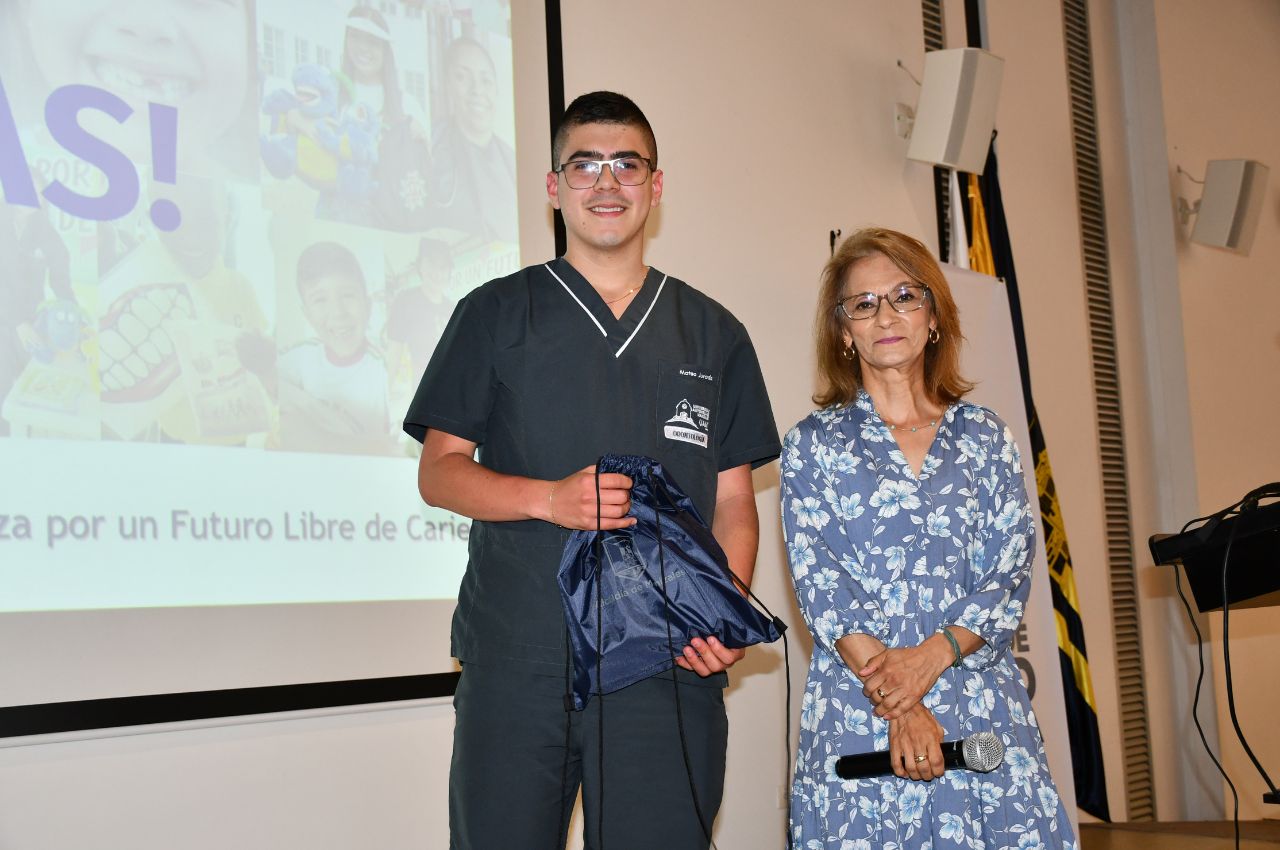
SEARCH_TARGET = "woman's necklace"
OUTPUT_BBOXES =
[876,408,939,433]
[885,419,938,433]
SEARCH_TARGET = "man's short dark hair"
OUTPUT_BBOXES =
[552,91,657,169]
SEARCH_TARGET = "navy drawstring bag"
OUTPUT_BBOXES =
[557,454,783,710]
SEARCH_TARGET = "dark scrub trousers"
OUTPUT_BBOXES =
[404,258,781,850]
[451,664,728,850]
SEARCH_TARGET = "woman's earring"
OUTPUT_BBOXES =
[842,345,856,361]
[928,327,940,344]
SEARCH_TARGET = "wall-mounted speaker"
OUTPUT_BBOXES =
[907,48,1004,175]
[1191,159,1270,255]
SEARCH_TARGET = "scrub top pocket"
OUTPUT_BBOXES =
[655,360,721,455]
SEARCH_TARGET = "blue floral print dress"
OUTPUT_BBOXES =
[781,391,1078,849]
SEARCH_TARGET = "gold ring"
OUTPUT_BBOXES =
[914,754,927,763]
[876,687,886,698]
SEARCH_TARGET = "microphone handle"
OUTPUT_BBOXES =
[834,739,967,780]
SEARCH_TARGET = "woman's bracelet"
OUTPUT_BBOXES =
[939,626,964,668]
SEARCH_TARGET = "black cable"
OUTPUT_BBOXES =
[1172,558,1240,850]
[594,467,605,850]
[1218,505,1279,795]
[1179,483,1280,547]
[1177,487,1280,795]
[650,474,793,849]
[1170,484,1280,844]
[781,625,793,850]
[653,471,718,849]
[582,464,794,848]
[651,482,788,625]
[558,629,573,850]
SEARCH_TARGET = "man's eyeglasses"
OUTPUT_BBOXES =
[555,156,655,189]
[837,283,931,320]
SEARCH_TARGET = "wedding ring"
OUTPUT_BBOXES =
[914,754,927,763]
[876,687,886,698]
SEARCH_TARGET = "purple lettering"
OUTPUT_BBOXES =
[0,76,38,208]
[147,103,180,231]
[43,84,138,221]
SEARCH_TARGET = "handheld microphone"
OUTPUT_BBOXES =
[834,731,1004,779]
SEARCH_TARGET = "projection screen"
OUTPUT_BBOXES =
[0,0,553,720]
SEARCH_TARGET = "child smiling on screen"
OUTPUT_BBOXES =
[277,240,391,455]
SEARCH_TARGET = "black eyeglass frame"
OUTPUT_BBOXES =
[836,283,932,321]
[553,156,656,189]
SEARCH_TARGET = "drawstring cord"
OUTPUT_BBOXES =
[651,471,793,850]
[651,474,794,850]
[557,625,573,850]
[595,466,606,850]
[653,469,717,848]
[567,458,794,850]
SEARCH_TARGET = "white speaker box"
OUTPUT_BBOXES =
[1191,159,1270,255]
[907,48,1004,175]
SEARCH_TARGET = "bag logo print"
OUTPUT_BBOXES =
[664,398,710,448]
[603,535,646,580]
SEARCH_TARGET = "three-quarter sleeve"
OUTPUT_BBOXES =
[780,423,891,661]
[945,423,1036,671]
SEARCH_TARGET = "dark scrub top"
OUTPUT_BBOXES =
[404,257,781,674]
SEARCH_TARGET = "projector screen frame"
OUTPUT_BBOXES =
[0,673,459,739]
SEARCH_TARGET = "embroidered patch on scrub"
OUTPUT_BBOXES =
[657,362,719,451]
[663,398,710,447]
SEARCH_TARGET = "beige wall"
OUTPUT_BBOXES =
[1094,0,1210,821]
[1157,1,1280,504]
[1153,0,1280,822]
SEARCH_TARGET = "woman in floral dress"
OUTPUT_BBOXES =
[781,228,1077,849]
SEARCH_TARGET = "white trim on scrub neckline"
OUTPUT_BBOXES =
[544,263,668,359]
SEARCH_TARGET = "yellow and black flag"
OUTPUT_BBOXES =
[966,152,1111,821]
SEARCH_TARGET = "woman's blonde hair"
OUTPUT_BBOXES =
[813,227,973,407]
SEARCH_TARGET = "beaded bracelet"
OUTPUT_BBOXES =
[940,626,964,668]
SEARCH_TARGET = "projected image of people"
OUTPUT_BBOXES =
[0,0,259,180]
[781,229,1077,849]
[258,3,431,230]
[0,177,92,438]
[426,36,517,243]
[277,240,392,455]
[97,177,274,445]
[384,237,456,388]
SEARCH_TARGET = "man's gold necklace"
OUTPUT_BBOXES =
[603,282,643,305]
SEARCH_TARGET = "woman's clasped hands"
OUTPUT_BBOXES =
[858,637,953,720]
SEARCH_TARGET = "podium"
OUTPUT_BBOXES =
[1149,500,1280,613]
[1150,495,1280,806]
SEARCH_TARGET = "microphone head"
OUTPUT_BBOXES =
[961,732,1004,772]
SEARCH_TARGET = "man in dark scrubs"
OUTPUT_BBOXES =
[404,91,780,849]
